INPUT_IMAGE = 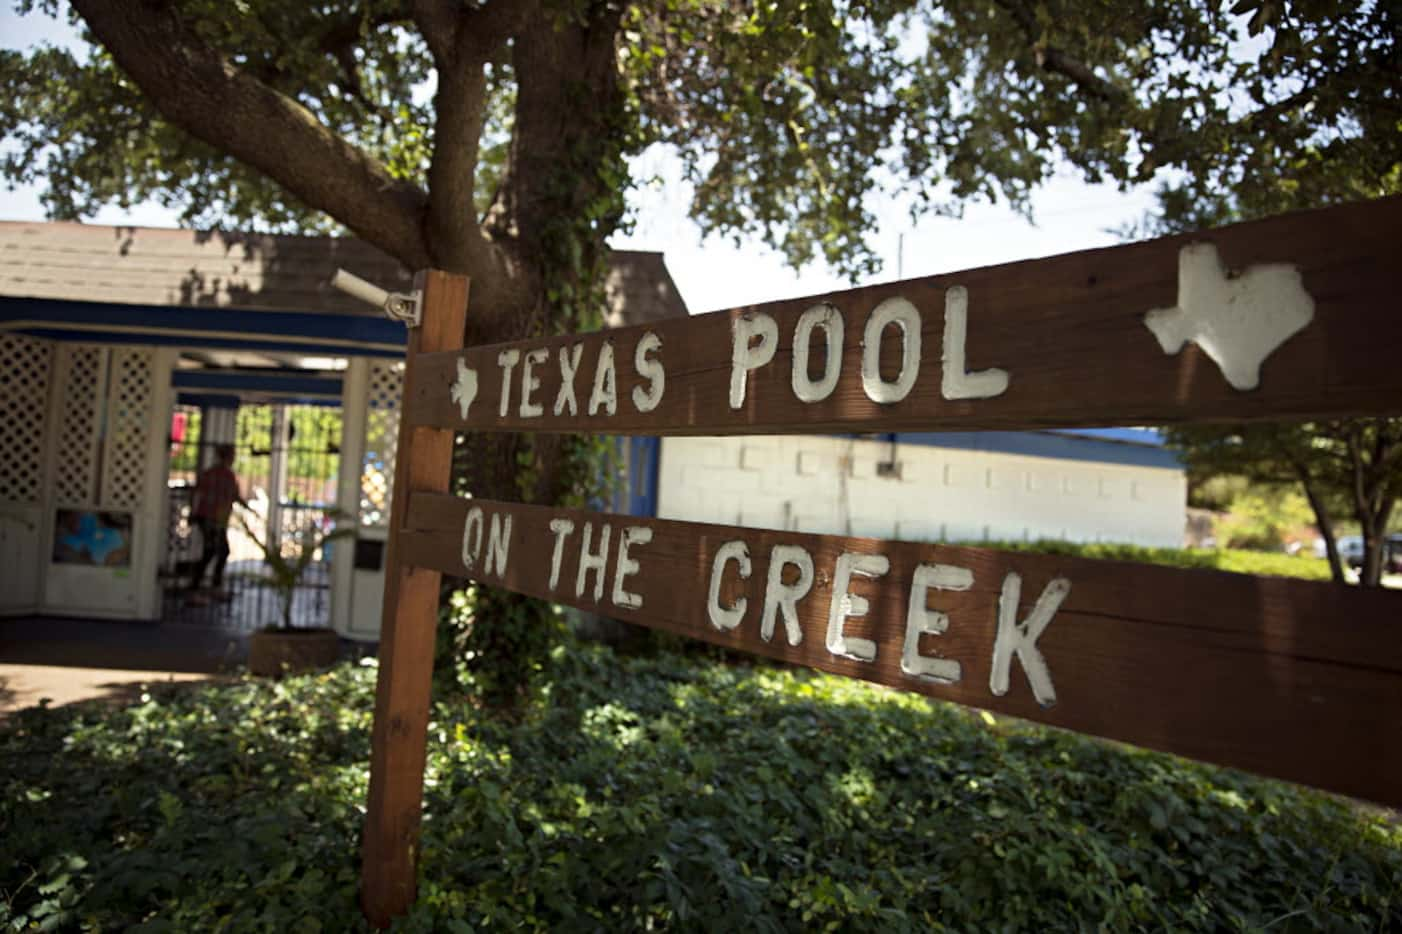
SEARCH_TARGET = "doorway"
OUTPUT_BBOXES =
[162,403,342,631]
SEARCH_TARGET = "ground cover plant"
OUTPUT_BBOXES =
[2,644,1398,931]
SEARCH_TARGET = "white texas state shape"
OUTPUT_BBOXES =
[1143,242,1315,391]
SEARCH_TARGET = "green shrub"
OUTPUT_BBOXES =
[1213,487,1316,551]
[2,647,1396,931]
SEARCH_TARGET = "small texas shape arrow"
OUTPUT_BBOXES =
[450,357,478,419]
[1143,242,1315,391]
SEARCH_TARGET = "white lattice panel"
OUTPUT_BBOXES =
[0,334,53,505]
[53,345,105,505]
[101,348,154,510]
[361,360,403,527]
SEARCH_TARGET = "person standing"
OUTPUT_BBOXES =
[187,443,247,605]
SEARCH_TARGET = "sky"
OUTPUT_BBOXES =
[0,6,1162,316]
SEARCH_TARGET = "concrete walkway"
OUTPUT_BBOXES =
[0,616,247,718]
[0,663,215,717]
[0,616,375,718]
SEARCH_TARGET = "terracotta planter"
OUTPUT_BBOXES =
[248,627,341,677]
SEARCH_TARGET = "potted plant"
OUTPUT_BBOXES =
[238,509,354,676]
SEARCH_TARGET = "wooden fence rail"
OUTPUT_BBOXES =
[406,197,1402,436]
[360,198,1402,926]
[399,493,1402,808]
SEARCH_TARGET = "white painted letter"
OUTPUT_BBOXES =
[519,348,548,418]
[861,297,921,404]
[632,331,665,413]
[990,573,1070,707]
[902,564,969,684]
[588,341,618,416]
[730,312,778,409]
[575,522,612,602]
[941,286,1009,400]
[547,518,575,591]
[611,526,653,609]
[497,349,521,417]
[707,540,752,631]
[461,505,484,572]
[485,512,512,576]
[791,303,844,403]
[760,544,814,646]
[826,552,888,662]
[554,343,584,416]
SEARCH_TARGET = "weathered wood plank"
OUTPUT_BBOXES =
[404,197,1402,435]
[400,492,1402,807]
[360,271,468,928]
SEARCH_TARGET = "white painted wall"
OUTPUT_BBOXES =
[331,357,368,639]
[0,333,53,615]
[0,511,42,613]
[336,357,404,642]
[40,345,176,620]
[656,435,1185,548]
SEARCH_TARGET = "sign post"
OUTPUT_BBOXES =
[359,270,468,928]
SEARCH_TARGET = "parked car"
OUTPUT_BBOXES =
[1334,534,1402,573]
[1338,536,1365,569]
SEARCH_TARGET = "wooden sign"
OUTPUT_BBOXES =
[397,493,1402,808]
[405,196,1402,435]
[361,199,1402,927]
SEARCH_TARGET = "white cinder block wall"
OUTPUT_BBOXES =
[656,435,1186,547]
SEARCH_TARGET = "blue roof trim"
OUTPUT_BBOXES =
[1049,427,1166,447]
[177,391,339,409]
[16,328,400,357]
[895,431,1182,469]
[2,296,406,352]
[172,370,342,396]
[177,392,241,410]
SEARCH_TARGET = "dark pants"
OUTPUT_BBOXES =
[190,518,230,590]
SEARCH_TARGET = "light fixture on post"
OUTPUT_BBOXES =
[330,268,422,328]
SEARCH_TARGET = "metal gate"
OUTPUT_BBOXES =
[162,403,342,631]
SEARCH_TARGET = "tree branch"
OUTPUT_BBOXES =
[71,0,432,269]
[1285,450,1346,585]
[410,0,463,63]
[496,7,624,246]
[1034,46,1131,105]
[318,7,411,114]
[993,0,1132,106]
[424,49,490,270]
[407,1,537,320]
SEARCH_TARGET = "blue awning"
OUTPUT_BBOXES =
[0,296,406,356]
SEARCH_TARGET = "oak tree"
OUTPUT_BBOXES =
[4,0,1398,672]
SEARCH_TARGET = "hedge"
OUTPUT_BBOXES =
[2,643,1397,931]
[972,539,1334,582]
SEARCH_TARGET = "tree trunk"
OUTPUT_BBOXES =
[438,7,631,706]
[1344,424,1397,588]
[1360,522,1385,587]
[1298,474,1346,585]
[1357,494,1395,588]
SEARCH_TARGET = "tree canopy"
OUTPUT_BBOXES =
[5,0,1399,292]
